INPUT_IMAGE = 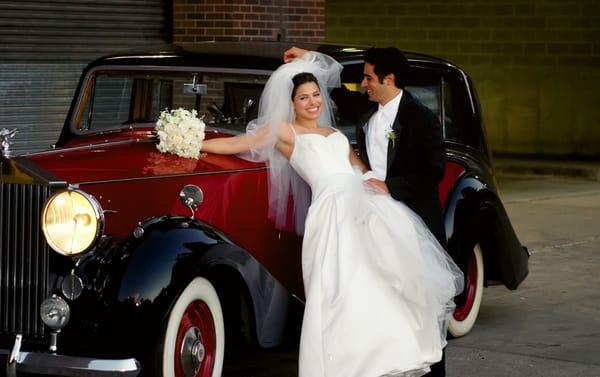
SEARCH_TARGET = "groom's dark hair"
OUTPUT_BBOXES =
[364,47,409,88]
[291,72,320,99]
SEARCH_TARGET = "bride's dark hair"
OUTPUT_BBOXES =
[291,72,319,99]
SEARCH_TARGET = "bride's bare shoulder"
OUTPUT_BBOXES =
[276,122,296,142]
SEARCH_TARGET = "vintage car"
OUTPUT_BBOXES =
[0,42,529,377]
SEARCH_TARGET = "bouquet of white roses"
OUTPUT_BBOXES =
[155,108,205,159]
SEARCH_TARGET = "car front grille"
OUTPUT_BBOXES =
[0,182,52,338]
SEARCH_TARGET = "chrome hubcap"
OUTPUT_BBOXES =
[180,327,205,376]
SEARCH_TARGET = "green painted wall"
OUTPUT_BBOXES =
[326,0,600,157]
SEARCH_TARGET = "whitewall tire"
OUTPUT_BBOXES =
[449,243,484,337]
[162,277,225,377]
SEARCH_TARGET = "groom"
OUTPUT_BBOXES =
[284,46,447,376]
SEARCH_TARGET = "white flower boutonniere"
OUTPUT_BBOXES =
[155,108,206,159]
[386,128,397,148]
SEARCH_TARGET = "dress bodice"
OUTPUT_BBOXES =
[289,131,355,198]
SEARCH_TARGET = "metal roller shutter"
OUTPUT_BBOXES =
[0,0,170,154]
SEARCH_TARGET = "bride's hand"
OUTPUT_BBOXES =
[283,47,309,63]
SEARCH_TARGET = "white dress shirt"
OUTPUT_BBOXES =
[363,90,403,181]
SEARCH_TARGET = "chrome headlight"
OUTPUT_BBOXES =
[40,295,70,330]
[41,189,104,256]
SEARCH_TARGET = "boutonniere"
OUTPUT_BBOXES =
[386,128,397,148]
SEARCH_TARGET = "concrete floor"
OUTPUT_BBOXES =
[223,174,600,377]
[447,174,600,377]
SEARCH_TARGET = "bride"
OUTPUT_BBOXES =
[201,52,463,377]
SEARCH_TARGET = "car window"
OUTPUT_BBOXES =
[77,71,198,131]
[442,73,486,154]
[79,75,133,130]
[336,62,485,155]
[201,72,269,132]
[75,69,270,134]
[336,63,442,142]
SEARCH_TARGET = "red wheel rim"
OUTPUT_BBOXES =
[174,300,216,377]
[453,250,478,321]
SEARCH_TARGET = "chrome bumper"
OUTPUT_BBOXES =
[2,335,140,377]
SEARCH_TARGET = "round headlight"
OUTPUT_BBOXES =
[41,189,104,256]
[40,295,70,330]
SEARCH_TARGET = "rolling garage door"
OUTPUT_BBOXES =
[0,0,170,154]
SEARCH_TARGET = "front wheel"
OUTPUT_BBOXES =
[162,277,225,377]
[449,243,484,337]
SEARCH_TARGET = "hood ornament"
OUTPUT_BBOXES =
[1,128,18,159]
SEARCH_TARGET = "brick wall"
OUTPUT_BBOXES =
[326,0,600,156]
[173,0,325,43]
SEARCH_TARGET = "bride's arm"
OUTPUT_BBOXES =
[201,127,269,155]
[349,148,368,173]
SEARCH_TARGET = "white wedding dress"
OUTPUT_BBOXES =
[290,130,463,377]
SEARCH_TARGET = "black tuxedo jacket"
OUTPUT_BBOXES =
[332,88,446,245]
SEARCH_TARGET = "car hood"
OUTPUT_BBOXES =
[25,134,265,184]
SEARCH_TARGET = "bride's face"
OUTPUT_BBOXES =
[292,82,322,122]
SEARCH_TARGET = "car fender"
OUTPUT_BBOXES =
[444,175,529,290]
[69,215,289,358]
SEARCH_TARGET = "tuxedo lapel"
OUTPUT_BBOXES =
[357,107,376,168]
[386,91,409,171]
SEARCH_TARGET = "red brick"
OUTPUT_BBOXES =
[186,13,204,20]
[215,5,238,12]
[173,0,325,44]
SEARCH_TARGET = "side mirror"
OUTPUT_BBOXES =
[179,184,204,219]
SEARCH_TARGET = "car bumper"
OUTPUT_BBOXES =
[1,348,140,377]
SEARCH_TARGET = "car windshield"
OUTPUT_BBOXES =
[74,68,271,134]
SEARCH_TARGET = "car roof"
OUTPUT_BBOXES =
[90,41,455,71]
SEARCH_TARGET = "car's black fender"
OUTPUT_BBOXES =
[61,215,290,360]
[444,174,529,290]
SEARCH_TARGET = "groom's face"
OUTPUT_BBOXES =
[361,63,386,104]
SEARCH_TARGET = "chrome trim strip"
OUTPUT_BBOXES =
[440,76,447,140]
[1,349,140,377]
[74,166,268,186]
[29,137,152,157]
[459,69,476,115]
[340,59,365,66]
[88,64,274,76]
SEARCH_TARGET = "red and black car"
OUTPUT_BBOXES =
[0,42,529,377]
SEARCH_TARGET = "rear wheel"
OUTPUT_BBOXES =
[449,243,484,337]
[162,277,225,377]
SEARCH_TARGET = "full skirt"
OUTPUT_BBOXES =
[298,174,463,377]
